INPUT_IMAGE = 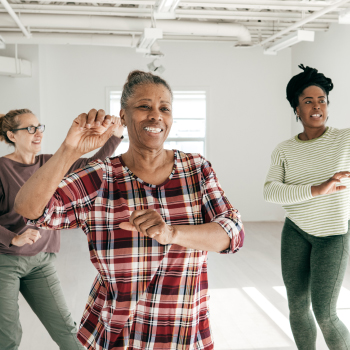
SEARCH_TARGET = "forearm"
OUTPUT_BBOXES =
[90,135,121,161]
[264,181,313,205]
[171,222,230,252]
[67,135,121,173]
[15,143,82,219]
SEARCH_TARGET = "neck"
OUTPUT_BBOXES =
[123,146,168,171]
[299,125,327,141]
[6,148,37,164]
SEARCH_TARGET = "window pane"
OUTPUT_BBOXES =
[164,141,204,155]
[110,93,121,116]
[172,96,206,120]
[114,140,129,156]
[168,119,205,138]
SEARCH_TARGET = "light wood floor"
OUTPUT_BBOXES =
[17,222,350,350]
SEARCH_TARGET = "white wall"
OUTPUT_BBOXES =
[291,24,350,136]
[0,45,41,155]
[0,41,291,221]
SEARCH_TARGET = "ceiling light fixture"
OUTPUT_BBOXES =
[264,30,315,55]
[144,42,165,58]
[147,59,165,75]
[136,28,163,54]
[154,0,181,19]
[339,8,350,24]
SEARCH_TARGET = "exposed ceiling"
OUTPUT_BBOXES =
[1,0,350,51]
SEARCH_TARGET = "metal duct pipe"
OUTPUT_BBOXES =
[0,13,251,43]
[0,32,135,47]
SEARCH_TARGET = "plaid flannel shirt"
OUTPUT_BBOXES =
[29,150,244,350]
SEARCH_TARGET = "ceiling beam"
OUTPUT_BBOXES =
[4,0,350,12]
[27,0,155,4]
[180,0,349,11]
[0,0,31,37]
[260,0,350,46]
[2,4,152,17]
[0,4,339,23]
[176,9,338,22]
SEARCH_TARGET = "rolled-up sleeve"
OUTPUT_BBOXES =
[27,160,105,230]
[201,159,244,254]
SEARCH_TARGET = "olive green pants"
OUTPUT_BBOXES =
[0,252,84,350]
[282,218,350,350]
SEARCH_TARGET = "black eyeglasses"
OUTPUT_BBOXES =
[12,125,45,134]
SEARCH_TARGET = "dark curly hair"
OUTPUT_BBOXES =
[286,64,333,114]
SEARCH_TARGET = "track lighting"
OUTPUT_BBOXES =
[136,28,163,54]
[264,30,314,55]
[147,59,165,75]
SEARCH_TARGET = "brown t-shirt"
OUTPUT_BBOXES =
[0,135,122,256]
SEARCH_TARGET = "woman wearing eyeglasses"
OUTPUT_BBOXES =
[0,108,124,350]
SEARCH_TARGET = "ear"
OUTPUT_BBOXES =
[6,130,16,144]
[295,106,300,116]
[119,109,126,126]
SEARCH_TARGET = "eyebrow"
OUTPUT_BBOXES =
[302,96,326,101]
[20,124,41,128]
[137,98,171,104]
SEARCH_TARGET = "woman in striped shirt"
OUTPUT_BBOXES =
[14,70,244,350]
[264,64,350,349]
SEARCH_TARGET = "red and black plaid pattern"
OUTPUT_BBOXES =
[29,151,244,350]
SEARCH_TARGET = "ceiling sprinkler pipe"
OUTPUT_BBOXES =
[0,13,251,43]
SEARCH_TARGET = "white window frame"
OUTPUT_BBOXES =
[105,86,209,156]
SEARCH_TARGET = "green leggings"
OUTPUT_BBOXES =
[282,218,350,350]
[0,252,84,350]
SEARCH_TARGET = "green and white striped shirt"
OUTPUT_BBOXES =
[264,127,350,237]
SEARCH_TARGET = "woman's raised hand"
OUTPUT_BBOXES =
[11,229,41,247]
[64,109,119,156]
[113,116,124,138]
[311,171,350,197]
[119,209,176,245]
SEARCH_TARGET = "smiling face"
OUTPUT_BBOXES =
[7,113,43,154]
[296,85,328,129]
[120,83,173,152]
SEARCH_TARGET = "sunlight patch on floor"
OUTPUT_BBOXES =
[209,288,292,349]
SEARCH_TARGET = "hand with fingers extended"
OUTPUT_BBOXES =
[11,228,42,247]
[311,171,350,197]
[64,109,119,156]
[119,209,176,246]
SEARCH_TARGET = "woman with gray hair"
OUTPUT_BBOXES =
[0,108,124,350]
[15,70,244,350]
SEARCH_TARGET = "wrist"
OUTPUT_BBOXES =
[11,236,18,246]
[169,225,179,245]
[311,185,319,197]
[114,132,124,139]
[60,141,84,161]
